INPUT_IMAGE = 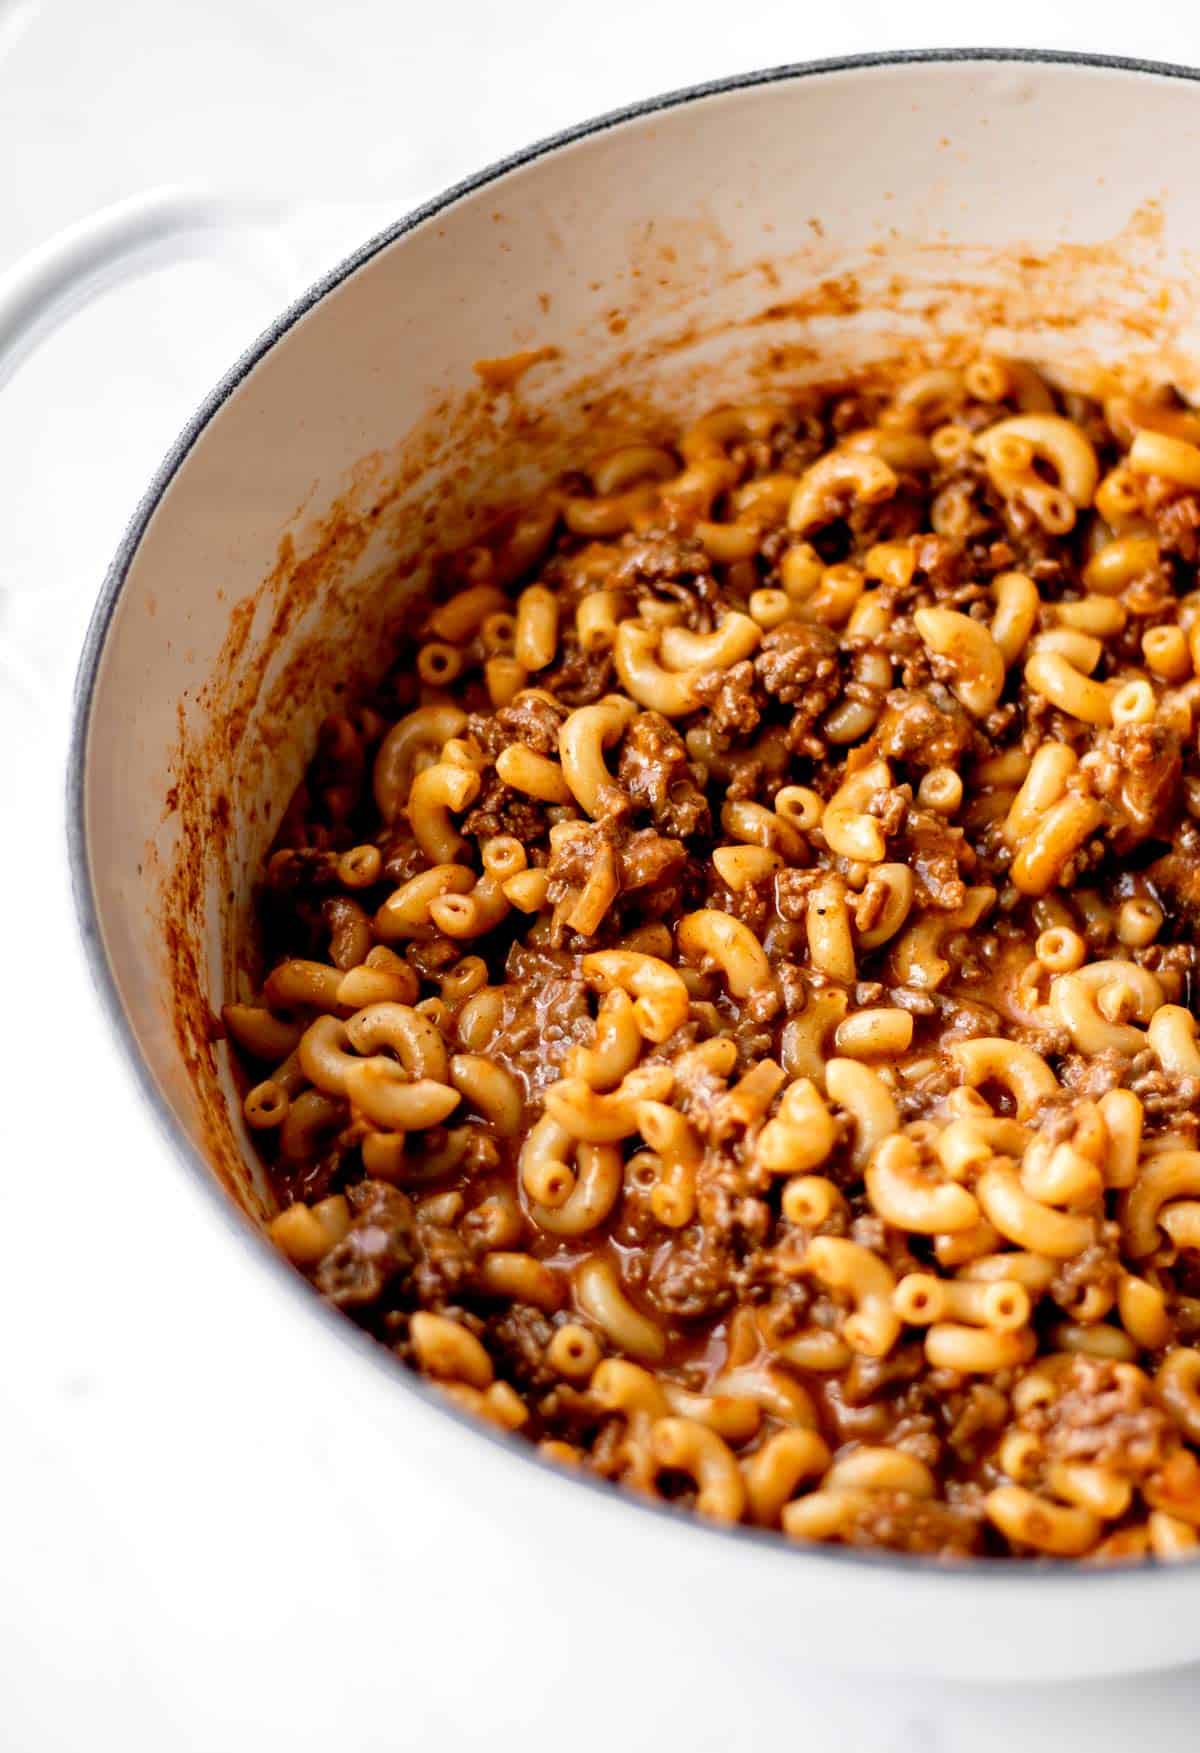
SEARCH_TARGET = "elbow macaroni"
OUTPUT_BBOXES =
[232,363,1200,1561]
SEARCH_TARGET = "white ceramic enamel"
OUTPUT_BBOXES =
[70,52,1200,1677]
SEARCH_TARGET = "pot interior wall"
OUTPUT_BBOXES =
[80,57,1200,1223]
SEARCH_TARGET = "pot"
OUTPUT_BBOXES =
[66,51,1200,1676]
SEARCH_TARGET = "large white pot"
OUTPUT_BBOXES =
[67,51,1200,1678]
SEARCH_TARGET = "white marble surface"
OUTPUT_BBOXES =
[5,2,1200,1746]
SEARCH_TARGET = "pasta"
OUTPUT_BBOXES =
[225,361,1200,1562]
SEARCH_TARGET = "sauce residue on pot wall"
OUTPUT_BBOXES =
[473,346,560,391]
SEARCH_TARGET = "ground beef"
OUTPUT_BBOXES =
[617,712,710,836]
[1057,1049,1132,1103]
[616,529,711,585]
[380,830,426,885]
[1001,494,1067,568]
[872,687,975,771]
[411,1220,476,1307]
[945,1384,1010,1462]
[841,1343,927,1407]
[755,622,841,706]
[545,819,687,915]
[488,943,593,1100]
[462,775,549,845]
[265,842,339,888]
[1018,1354,1176,1478]
[851,478,926,547]
[766,414,827,475]
[691,660,763,739]
[830,1490,984,1557]
[912,532,965,596]
[1128,1058,1200,1122]
[903,810,972,911]
[772,867,822,924]
[1148,832,1200,921]
[618,827,688,893]
[637,1226,737,1320]
[405,937,461,979]
[1153,491,1200,561]
[1046,1233,1121,1316]
[865,782,909,840]
[545,821,614,895]
[665,1048,732,1133]
[928,476,995,547]
[775,960,811,1016]
[315,1183,416,1309]
[1081,722,1183,850]
[486,1305,557,1391]
[613,532,712,594]
[484,692,568,756]
[708,876,773,934]
[544,642,615,706]
[723,754,773,803]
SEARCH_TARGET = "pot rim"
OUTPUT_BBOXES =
[67,46,1200,1586]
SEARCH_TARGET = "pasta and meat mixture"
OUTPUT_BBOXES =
[224,357,1200,1561]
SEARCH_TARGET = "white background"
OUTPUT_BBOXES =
[5,3,1200,1747]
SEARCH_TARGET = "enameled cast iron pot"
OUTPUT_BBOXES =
[64,51,1200,1677]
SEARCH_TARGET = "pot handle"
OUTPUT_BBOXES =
[0,185,296,391]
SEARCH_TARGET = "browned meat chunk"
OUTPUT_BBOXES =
[823,1491,984,1558]
[1154,491,1200,561]
[692,660,762,739]
[873,688,975,771]
[755,622,840,706]
[639,1227,737,1321]
[1082,722,1182,850]
[315,1183,416,1309]
[617,712,710,836]
[1018,1355,1176,1478]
